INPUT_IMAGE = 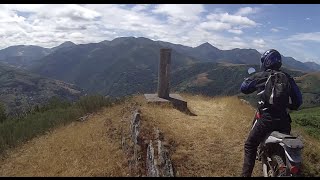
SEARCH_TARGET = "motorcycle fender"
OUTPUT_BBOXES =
[284,147,302,163]
[264,136,282,144]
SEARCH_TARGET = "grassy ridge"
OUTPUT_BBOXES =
[0,94,319,176]
[291,107,320,140]
[290,106,320,176]
[0,95,116,155]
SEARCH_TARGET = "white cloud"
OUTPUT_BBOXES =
[235,7,260,16]
[262,35,320,64]
[199,21,231,31]
[0,4,259,53]
[184,26,250,50]
[224,41,249,49]
[36,5,101,21]
[2,4,45,12]
[70,32,84,38]
[0,4,106,48]
[269,27,288,33]
[4,4,101,21]
[287,32,320,42]
[228,29,243,34]
[253,39,265,44]
[152,4,205,23]
[271,28,279,32]
[287,42,304,47]
[131,4,151,12]
[213,8,225,14]
[0,7,26,23]
[0,4,264,53]
[2,4,317,64]
[199,12,255,37]
[233,36,242,41]
[253,38,266,48]
[277,27,288,31]
[207,13,257,26]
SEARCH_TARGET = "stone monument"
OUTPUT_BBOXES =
[144,48,187,112]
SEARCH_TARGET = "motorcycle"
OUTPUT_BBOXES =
[247,67,304,177]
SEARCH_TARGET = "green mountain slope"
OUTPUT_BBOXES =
[171,63,320,108]
[0,63,83,116]
[294,72,320,108]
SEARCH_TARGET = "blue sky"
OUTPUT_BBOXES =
[0,4,320,63]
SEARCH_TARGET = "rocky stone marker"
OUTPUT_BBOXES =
[144,48,187,112]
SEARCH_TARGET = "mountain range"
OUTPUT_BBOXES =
[0,41,76,69]
[1,37,319,73]
[0,36,319,113]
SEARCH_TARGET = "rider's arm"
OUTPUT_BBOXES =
[240,71,268,94]
[288,77,303,110]
[240,76,257,94]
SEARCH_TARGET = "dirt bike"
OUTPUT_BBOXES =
[252,111,304,177]
[247,67,304,177]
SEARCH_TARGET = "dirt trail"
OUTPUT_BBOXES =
[138,94,262,176]
[0,94,263,177]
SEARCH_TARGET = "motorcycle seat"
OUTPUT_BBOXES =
[270,131,296,139]
[270,131,304,149]
[282,138,304,149]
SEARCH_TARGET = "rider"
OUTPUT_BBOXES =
[240,49,303,177]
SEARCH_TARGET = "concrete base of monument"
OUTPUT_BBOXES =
[144,94,196,116]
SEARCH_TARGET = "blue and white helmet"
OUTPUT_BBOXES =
[260,49,282,71]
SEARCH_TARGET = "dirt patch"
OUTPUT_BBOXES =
[192,73,213,87]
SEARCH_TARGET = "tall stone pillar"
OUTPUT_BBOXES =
[157,49,171,99]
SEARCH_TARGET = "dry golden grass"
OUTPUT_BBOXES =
[3,94,318,177]
[135,93,262,177]
[0,104,131,177]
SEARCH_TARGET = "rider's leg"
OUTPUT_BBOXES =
[242,118,273,177]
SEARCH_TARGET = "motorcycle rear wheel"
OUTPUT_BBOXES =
[262,154,288,177]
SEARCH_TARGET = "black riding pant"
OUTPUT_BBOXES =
[241,113,291,177]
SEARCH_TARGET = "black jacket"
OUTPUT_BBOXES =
[240,69,303,119]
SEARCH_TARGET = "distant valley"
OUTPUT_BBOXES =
[0,63,83,116]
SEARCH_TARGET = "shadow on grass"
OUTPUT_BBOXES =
[168,97,197,116]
